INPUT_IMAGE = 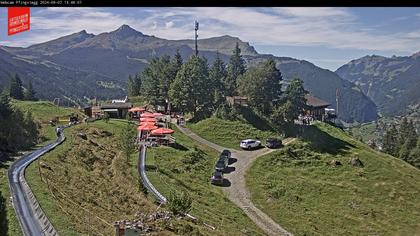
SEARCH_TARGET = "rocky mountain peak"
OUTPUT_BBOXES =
[111,24,144,38]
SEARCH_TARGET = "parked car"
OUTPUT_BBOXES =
[220,149,231,160]
[240,139,262,150]
[211,170,224,185]
[215,156,229,172]
[266,138,282,149]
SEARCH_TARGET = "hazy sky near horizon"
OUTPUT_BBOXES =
[1,7,420,70]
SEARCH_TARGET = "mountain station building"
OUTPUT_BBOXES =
[304,94,331,121]
[101,103,133,119]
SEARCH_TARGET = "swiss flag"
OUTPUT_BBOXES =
[8,7,30,36]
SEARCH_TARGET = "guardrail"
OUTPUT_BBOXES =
[137,142,216,231]
[138,144,167,203]
[8,125,69,236]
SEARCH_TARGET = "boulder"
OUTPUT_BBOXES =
[350,157,364,167]
[329,160,342,166]
[77,133,87,140]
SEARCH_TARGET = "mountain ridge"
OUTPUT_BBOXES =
[0,25,377,123]
[336,52,420,117]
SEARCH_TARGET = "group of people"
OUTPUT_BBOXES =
[297,114,314,125]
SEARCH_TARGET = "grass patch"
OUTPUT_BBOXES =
[247,122,420,235]
[11,100,83,146]
[188,117,280,150]
[25,120,157,235]
[0,100,82,235]
[25,119,217,235]
[142,125,265,235]
[0,157,23,236]
[350,122,377,143]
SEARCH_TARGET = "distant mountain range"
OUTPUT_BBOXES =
[0,24,378,123]
[336,53,420,117]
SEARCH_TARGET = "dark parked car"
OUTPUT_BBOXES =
[211,170,224,185]
[220,149,231,160]
[215,157,229,172]
[266,138,282,149]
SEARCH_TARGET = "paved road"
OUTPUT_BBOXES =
[8,128,65,236]
[176,124,294,236]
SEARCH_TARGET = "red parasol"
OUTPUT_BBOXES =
[129,107,146,112]
[140,117,157,122]
[150,128,175,135]
[137,124,158,131]
[152,112,164,117]
[140,112,155,118]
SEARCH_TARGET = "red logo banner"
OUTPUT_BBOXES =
[8,7,30,36]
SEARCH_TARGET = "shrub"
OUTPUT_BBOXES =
[167,191,192,216]
[182,147,205,165]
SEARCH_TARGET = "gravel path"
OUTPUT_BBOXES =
[175,123,294,236]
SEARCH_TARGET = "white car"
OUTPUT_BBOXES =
[240,139,262,150]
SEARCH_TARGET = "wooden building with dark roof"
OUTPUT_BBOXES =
[100,102,132,118]
[304,94,331,120]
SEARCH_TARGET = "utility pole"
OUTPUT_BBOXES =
[194,21,199,56]
[336,88,340,117]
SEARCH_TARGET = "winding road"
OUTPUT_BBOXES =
[175,123,294,236]
[8,128,65,236]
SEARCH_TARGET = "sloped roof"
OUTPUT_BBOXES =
[305,94,330,108]
[101,103,132,109]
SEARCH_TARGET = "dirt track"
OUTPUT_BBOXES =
[176,123,294,236]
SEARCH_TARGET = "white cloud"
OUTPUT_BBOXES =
[165,21,175,28]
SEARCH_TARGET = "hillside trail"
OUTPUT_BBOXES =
[174,122,294,236]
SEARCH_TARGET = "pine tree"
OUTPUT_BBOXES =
[23,111,39,146]
[407,138,420,168]
[172,49,183,73]
[119,121,136,162]
[9,74,24,100]
[282,78,307,121]
[238,58,283,114]
[24,80,37,101]
[225,43,246,96]
[399,121,418,161]
[128,75,135,96]
[383,124,399,156]
[141,56,173,106]
[0,92,12,120]
[169,56,212,118]
[209,52,227,109]
[134,74,142,96]
[398,117,410,147]
[0,190,7,236]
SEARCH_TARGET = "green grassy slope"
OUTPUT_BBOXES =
[25,120,158,235]
[144,125,265,235]
[0,160,23,236]
[25,120,226,235]
[0,100,83,235]
[247,122,420,235]
[188,117,280,150]
[11,100,83,145]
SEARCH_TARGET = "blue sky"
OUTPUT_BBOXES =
[1,7,420,70]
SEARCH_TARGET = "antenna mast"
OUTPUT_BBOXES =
[194,21,199,56]
[336,88,339,117]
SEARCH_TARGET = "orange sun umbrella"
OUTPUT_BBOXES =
[129,107,145,112]
[137,123,158,131]
[140,117,157,122]
[150,128,175,135]
[140,112,155,118]
[139,121,156,126]
[152,112,164,117]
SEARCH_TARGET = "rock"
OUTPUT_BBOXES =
[329,160,342,166]
[100,130,113,137]
[350,157,364,167]
[77,133,87,140]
